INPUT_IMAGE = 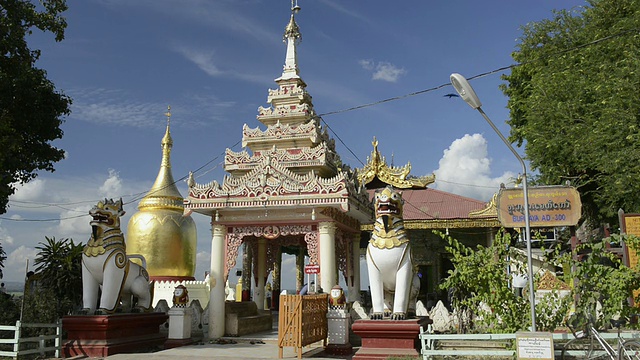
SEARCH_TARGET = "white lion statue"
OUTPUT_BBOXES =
[81,198,152,314]
[366,186,418,320]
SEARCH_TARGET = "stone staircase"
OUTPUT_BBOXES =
[224,301,272,337]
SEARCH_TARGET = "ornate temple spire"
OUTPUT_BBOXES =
[161,105,173,167]
[276,0,302,81]
[358,137,436,189]
[138,105,184,211]
[127,105,197,281]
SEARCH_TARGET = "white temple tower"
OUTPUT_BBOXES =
[185,3,372,339]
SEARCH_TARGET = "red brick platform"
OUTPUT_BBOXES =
[62,312,168,358]
[352,317,431,360]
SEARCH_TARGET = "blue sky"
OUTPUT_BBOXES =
[0,0,587,285]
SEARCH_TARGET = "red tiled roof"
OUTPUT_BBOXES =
[368,188,488,221]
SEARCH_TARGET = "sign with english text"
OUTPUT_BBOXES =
[496,186,581,228]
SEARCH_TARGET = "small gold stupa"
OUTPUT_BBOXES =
[126,107,197,281]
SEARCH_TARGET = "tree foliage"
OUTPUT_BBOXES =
[0,0,71,214]
[440,229,640,334]
[500,0,640,225]
[0,241,5,278]
[439,230,534,333]
[557,234,640,328]
[0,292,20,325]
[33,236,83,316]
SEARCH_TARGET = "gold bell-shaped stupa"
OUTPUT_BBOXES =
[126,107,197,281]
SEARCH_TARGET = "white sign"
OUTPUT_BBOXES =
[516,332,554,360]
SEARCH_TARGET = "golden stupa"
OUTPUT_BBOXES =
[126,107,197,281]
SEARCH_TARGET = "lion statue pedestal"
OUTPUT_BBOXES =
[165,285,194,349]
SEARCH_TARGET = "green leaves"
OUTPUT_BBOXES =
[557,234,640,327]
[501,0,640,224]
[0,241,5,279]
[438,230,534,333]
[0,0,70,214]
[33,236,83,316]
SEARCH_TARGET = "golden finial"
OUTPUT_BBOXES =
[161,105,173,157]
[291,0,300,14]
[164,105,171,127]
[284,0,301,42]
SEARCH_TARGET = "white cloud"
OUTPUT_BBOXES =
[359,59,374,71]
[99,169,123,197]
[10,179,47,202]
[0,170,153,282]
[359,59,406,83]
[195,250,211,281]
[0,225,15,246]
[174,46,222,77]
[4,246,38,280]
[318,0,371,24]
[172,44,273,86]
[69,87,237,129]
[57,206,92,240]
[95,0,280,45]
[69,88,164,128]
[434,133,515,201]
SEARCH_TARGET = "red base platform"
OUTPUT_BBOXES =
[325,343,353,356]
[62,312,168,358]
[351,317,431,360]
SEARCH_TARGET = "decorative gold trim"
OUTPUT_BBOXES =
[357,137,435,189]
[361,218,501,231]
[469,193,499,218]
[537,270,570,291]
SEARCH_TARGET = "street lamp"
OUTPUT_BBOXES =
[450,73,537,332]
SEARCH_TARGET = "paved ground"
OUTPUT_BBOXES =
[63,312,358,359]
[103,340,355,360]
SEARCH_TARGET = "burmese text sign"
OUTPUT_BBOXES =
[496,186,581,228]
[304,264,320,274]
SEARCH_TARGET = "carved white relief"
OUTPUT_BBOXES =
[242,119,320,144]
[225,142,335,166]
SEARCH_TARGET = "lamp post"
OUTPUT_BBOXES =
[449,73,537,332]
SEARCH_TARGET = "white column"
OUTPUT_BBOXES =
[209,224,226,339]
[348,238,361,303]
[319,222,337,294]
[255,238,267,310]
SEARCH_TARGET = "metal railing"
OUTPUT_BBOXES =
[419,325,640,359]
[0,320,62,359]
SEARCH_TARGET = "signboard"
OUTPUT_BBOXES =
[620,212,640,305]
[621,214,640,269]
[516,332,554,360]
[496,186,581,228]
[304,264,320,274]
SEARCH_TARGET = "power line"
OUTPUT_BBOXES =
[2,27,637,222]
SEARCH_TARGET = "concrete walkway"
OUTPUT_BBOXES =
[72,311,357,359]
[104,339,355,360]
[100,320,357,360]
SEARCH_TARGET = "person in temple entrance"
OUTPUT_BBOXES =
[299,281,314,295]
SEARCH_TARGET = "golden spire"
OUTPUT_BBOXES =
[138,106,183,211]
[127,105,197,281]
